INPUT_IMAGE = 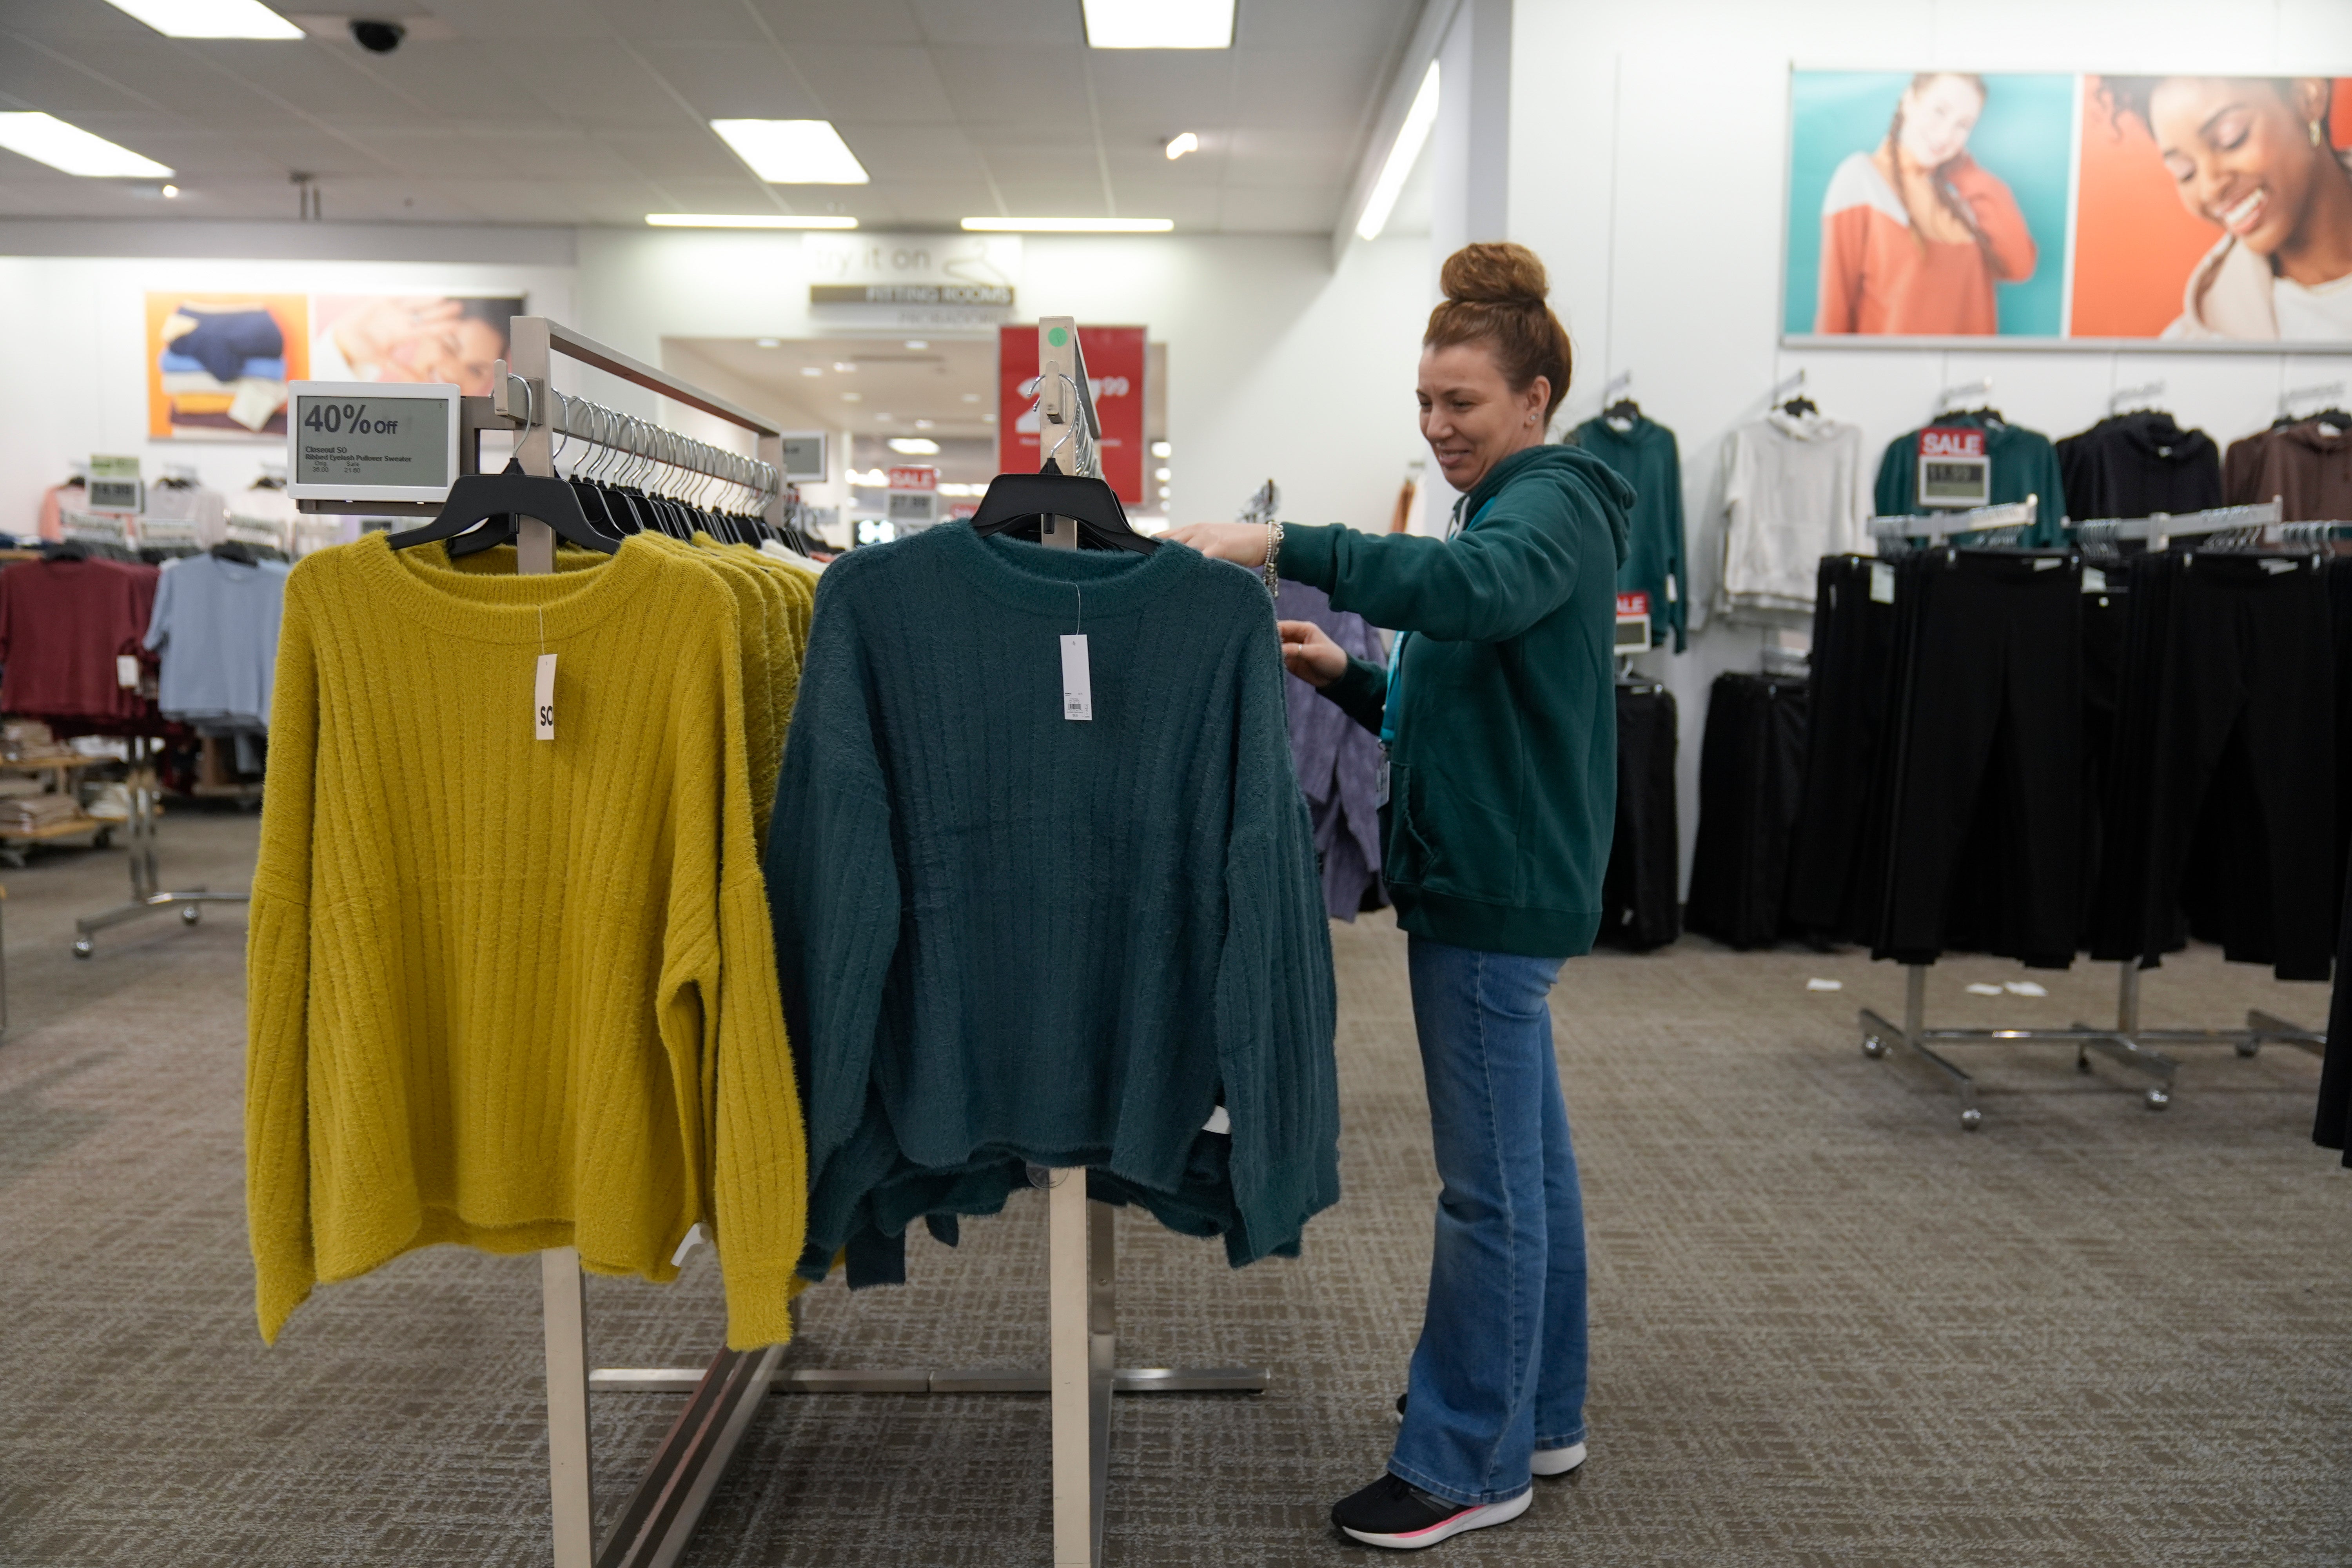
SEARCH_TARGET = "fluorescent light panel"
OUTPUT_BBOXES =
[887,437,941,455]
[961,216,1173,233]
[0,113,173,177]
[645,213,857,229]
[1356,60,1439,241]
[1083,0,1233,48]
[711,120,868,184]
[100,0,301,38]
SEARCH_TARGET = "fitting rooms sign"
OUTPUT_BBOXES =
[804,233,1020,325]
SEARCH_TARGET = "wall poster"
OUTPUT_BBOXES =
[146,292,525,441]
[1783,71,2352,345]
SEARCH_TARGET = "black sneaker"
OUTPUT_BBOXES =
[1331,1473,1531,1549]
[1392,1395,1587,1477]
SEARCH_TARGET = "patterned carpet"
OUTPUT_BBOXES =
[2,809,2347,1566]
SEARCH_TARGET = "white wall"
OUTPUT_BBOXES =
[1508,0,2352,893]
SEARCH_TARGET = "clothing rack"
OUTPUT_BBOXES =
[2071,501,2283,558]
[71,736,250,957]
[1867,496,2038,552]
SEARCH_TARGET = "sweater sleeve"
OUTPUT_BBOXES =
[245,586,321,1343]
[1321,653,1388,736]
[1279,490,1583,644]
[142,562,174,654]
[1875,433,1913,517]
[764,579,903,1231]
[1949,156,2036,283]
[1216,613,1341,1262]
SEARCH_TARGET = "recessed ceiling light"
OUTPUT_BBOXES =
[0,113,172,177]
[841,392,862,402]
[1164,131,1199,160]
[875,413,893,422]
[914,419,935,430]
[1156,467,1172,481]
[161,183,180,198]
[1082,0,1232,48]
[1356,60,1440,242]
[710,120,869,184]
[960,216,1173,233]
[800,366,823,377]
[755,337,780,347]
[99,0,301,39]
[644,212,857,229]
[904,339,928,350]
[833,361,857,372]
[888,437,941,455]
[1151,439,1171,457]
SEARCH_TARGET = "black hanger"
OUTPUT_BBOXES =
[969,469,1158,554]
[1602,396,1642,428]
[210,541,258,566]
[1779,395,1818,417]
[387,460,620,555]
[43,539,90,562]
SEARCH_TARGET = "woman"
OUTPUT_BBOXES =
[310,296,521,396]
[1817,71,2036,334]
[2100,76,2352,339]
[1167,242,1633,1551]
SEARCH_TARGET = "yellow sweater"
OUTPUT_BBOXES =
[245,533,806,1349]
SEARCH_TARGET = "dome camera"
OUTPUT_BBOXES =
[349,19,406,53]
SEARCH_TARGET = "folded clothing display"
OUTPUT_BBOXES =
[0,793,87,830]
[767,523,1340,1289]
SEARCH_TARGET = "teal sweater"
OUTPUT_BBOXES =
[1873,413,2071,546]
[1280,445,1634,958]
[766,523,1340,1284]
[1571,414,1688,652]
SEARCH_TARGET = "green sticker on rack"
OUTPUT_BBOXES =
[1047,327,1069,347]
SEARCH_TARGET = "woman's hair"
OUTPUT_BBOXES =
[2099,75,2332,144]
[1889,72,1990,250]
[1424,242,1573,420]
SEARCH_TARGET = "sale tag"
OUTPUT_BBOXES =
[1917,425,1990,509]
[1059,634,1093,721]
[116,654,140,689]
[1614,590,1650,618]
[534,653,556,740]
[1869,563,1895,604]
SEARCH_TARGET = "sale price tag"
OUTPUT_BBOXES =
[1917,425,1990,509]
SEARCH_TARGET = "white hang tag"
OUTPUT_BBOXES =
[116,654,140,689]
[1202,1105,1231,1135]
[1869,563,1895,604]
[534,653,557,740]
[1376,751,1391,806]
[2033,557,2062,571]
[1059,634,1093,721]
[2082,567,2108,593]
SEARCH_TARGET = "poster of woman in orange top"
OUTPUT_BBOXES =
[1786,71,2073,339]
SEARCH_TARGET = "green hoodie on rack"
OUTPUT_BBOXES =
[1278,444,1635,958]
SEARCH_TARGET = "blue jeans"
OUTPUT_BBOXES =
[1387,936,1588,1508]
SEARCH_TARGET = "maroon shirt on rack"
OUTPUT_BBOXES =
[0,557,160,722]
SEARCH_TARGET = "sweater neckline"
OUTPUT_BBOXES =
[349,530,668,644]
[935,521,1198,616]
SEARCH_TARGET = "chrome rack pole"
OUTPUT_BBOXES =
[71,735,250,958]
[2106,958,2325,1060]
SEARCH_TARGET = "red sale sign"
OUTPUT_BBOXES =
[1918,426,1986,459]
[999,325,1146,506]
[1615,591,1650,617]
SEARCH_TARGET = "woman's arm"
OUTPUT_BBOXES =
[1945,155,2036,282]
[1279,618,1387,735]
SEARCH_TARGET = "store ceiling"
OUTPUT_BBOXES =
[668,334,1002,444]
[0,0,1425,232]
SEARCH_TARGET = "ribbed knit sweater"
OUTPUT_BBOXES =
[765,524,1339,1284]
[245,533,806,1349]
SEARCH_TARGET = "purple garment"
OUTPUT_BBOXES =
[1278,579,1387,919]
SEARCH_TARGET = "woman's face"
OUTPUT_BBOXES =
[1417,341,1548,494]
[1898,76,1984,167]
[2149,77,2329,256]
[385,316,508,395]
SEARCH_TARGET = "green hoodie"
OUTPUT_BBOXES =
[1278,445,1635,958]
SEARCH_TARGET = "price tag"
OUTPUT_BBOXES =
[2083,567,2108,593]
[534,653,556,740]
[1917,426,1990,509]
[1059,634,1093,721]
[116,654,140,689]
[1869,563,1896,604]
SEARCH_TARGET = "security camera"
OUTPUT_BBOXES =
[349,19,406,53]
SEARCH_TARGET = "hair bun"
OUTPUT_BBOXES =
[1441,242,1548,307]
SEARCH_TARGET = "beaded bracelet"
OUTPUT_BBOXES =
[1261,518,1284,597]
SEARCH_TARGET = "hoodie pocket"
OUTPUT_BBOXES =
[1384,760,1437,890]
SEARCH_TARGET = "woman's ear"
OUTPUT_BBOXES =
[1526,376,1551,426]
[2290,78,2333,138]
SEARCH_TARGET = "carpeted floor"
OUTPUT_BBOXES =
[2,809,2347,1566]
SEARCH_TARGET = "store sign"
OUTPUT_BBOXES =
[284,380,461,504]
[1613,590,1651,652]
[1916,425,1990,509]
[998,325,1147,506]
[87,454,143,513]
[777,432,827,482]
[804,233,1021,326]
[886,464,938,531]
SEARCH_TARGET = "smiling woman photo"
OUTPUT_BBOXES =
[1817,71,2038,334]
[2100,76,2352,339]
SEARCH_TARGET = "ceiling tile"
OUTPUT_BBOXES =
[933,44,1089,120]
[590,128,746,181]
[1218,185,1339,232]
[829,121,987,183]
[786,44,956,123]
[989,181,1115,214]
[1081,51,1238,132]
[323,42,522,120]
[0,47,152,114]
[753,0,923,46]
[1238,0,1416,51]
[581,0,768,44]
[630,44,824,119]
[907,0,1078,45]
[414,0,609,42]
[0,0,156,41]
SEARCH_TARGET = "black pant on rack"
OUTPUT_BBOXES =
[1598,684,1680,950]
[2132,553,2336,982]
[1786,555,1899,943]
[2319,843,2352,1164]
[1686,672,1807,949]
[1872,551,2084,969]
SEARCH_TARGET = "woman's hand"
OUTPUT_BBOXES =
[1277,619,1350,688]
[1162,521,1270,567]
